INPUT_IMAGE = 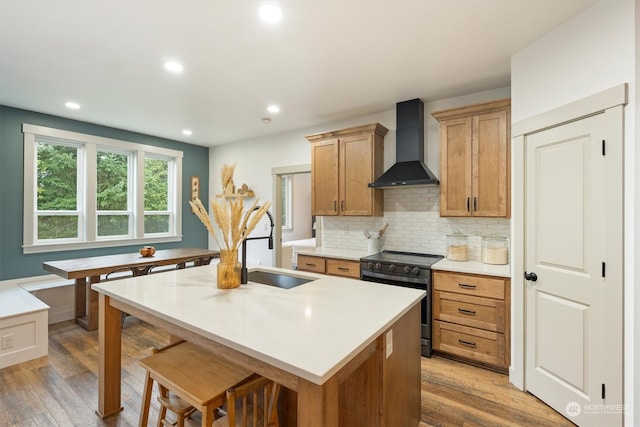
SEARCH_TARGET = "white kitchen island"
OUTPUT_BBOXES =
[92,264,424,426]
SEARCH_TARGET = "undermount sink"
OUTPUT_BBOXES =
[247,270,315,289]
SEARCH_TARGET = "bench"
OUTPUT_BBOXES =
[0,287,49,369]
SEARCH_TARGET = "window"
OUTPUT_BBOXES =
[97,148,131,238]
[23,124,183,253]
[281,174,293,230]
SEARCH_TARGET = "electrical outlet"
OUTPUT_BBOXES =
[385,329,393,358]
[343,225,349,235]
[1,334,15,350]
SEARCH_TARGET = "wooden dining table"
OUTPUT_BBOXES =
[42,247,219,330]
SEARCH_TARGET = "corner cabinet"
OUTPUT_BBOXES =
[432,271,510,372]
[306,123,387,217]
[433,99,511,218]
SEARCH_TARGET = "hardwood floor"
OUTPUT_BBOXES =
[0,319,574,426]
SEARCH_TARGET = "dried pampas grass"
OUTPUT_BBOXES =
[190,164,272,251]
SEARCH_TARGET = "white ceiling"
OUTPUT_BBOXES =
[0,0,597,147]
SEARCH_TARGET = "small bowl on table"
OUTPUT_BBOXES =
[139,246,156,257]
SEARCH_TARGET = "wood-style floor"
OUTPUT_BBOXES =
[0,318,574,427]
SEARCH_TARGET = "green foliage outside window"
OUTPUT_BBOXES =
[144,157,170,233]
[37,144,78,239]
[36,143,172,239]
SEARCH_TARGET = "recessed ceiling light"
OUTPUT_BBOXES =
[262,117,272,124]
[182,129,193,136]
[267,105,280,113]
[65,101,81,110]
[164,61,184,73]
[258,4,283,23]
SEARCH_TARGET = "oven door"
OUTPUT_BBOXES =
[361,270,432,357]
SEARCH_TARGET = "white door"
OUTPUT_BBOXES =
[525,107,623,426]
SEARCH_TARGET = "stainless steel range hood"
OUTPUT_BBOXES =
[369,98,439,188]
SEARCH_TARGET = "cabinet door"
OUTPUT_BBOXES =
[326,258,360,278]
[439,117,472,216]
[473,110,509,217]
[311,139,339,216]
[340,134,376,215]
[297,255,326,274]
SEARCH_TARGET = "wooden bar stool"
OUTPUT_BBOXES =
[138,341,254,427]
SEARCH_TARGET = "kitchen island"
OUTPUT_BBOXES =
[92,264,424,426]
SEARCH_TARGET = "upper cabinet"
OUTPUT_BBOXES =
[433,99,511,218]
[306,123,387,217]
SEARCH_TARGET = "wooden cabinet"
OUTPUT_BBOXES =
[306,123,387,217]
[297,254,360,279]
[433,99,510,218]
[432,270,510,372]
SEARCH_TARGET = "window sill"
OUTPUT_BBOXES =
[22,235,183,254]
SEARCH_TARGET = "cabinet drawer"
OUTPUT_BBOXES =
[326,259,360,279]
[433,271,505,299]
[297,255,326,274]
[433,291,504,332]
[433,320,506,368]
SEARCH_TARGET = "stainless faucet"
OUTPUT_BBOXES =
[241,207,274,284]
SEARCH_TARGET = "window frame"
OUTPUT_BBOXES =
[281,174,293,231]
[23,123,183,254]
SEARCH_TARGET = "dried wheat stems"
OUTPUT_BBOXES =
[189,164,272,251]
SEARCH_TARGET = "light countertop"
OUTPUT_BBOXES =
[295,247,368,261]
[432,258,511,278]
[92,264,423,385]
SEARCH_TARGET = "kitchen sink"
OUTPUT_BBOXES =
[247,270,315,289]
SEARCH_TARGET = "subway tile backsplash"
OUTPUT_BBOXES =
[319,187,510,259]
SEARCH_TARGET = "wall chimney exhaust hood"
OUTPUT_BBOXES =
[369,98,439,188]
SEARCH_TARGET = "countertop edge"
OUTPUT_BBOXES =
[431,259,511,278]
[295,247,368,261]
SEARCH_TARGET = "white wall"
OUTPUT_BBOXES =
[511,0,637,424]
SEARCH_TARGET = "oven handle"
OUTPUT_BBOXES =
[361,270,428,285]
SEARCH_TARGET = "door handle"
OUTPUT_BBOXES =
[524,271,538,282]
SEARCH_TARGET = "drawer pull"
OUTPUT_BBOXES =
[457,308,476,316]
[305,263,317,267]
[458,339,476,348]
[337,267,349,271]
[458,283,476,289]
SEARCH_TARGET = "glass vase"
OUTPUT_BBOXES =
[217,248,241,289]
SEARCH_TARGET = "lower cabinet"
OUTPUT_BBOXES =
[297,254,360,279]
[432,270,510,372]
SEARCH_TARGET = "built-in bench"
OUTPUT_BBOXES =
[0,287,49,369]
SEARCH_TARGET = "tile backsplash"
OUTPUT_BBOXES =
[319,186,510,260]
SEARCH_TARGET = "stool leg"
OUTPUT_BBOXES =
[139,372,154,427]
[157,384,169,427]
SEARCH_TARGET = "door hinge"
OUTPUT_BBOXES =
[602,383,606,399]
[602,262,606,278]
[602,139,606,156]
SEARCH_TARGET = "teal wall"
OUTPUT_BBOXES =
[0,106,209,280]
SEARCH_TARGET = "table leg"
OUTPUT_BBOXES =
[74,278,86,320]
[97,294,123,419]
[86,275,101,330]
[297,376,339,427]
